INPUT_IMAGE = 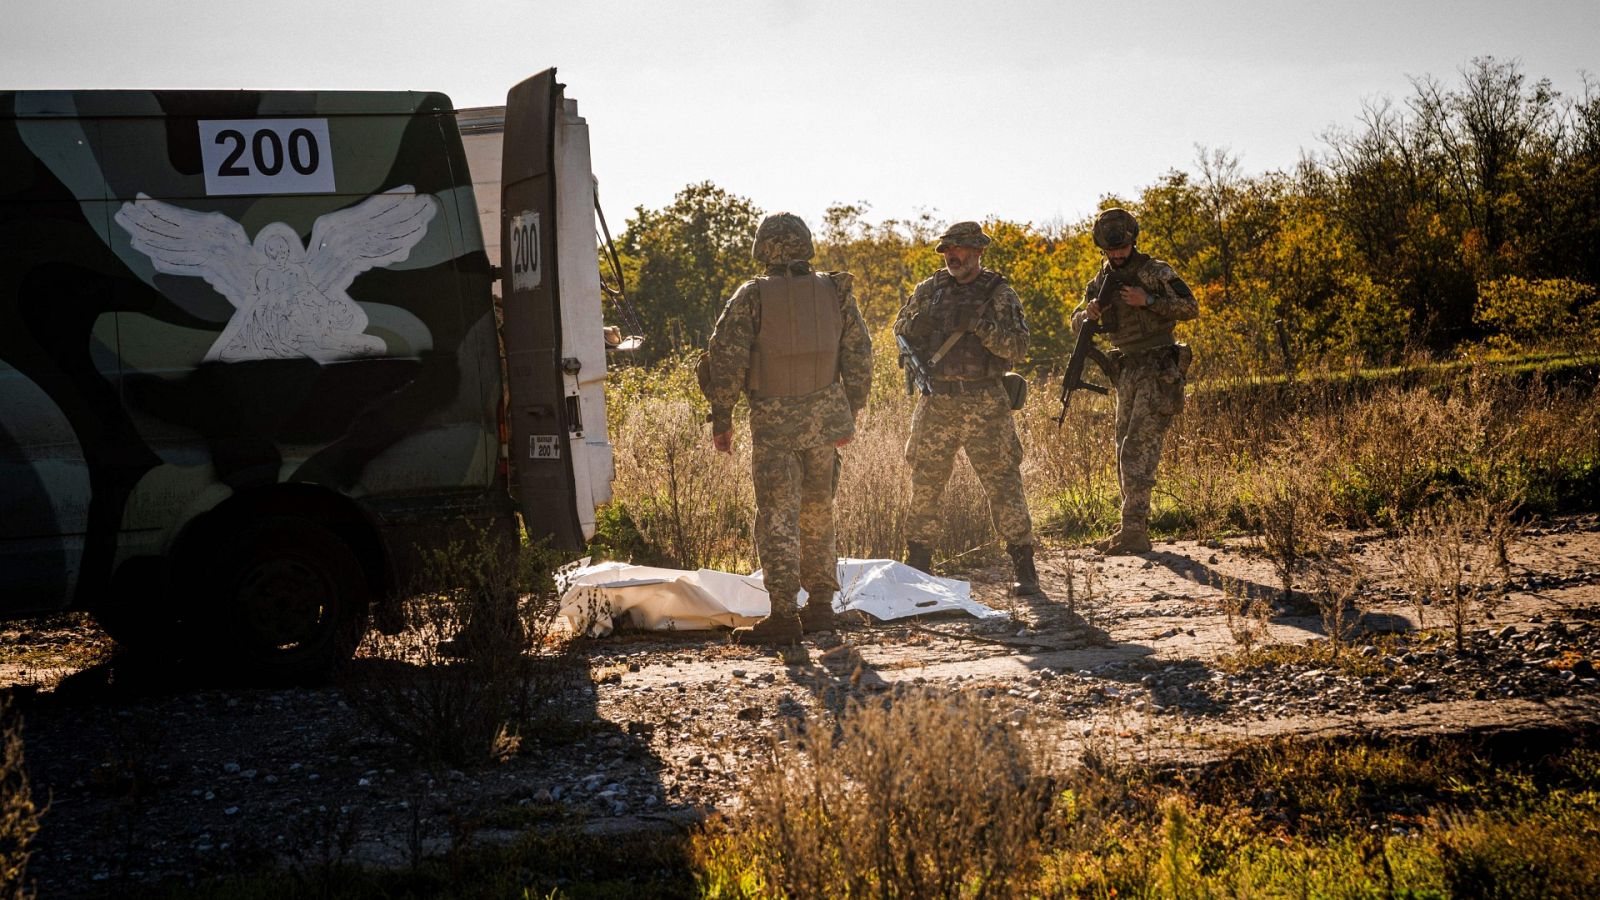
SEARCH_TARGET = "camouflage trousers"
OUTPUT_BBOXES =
[904,382,1034,547]
[752,441,842,615]
[1112,348,1185,530]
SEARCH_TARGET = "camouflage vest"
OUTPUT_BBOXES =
[925,269,1008,379]
[1091,254,1178,353]
[748,273,842,398]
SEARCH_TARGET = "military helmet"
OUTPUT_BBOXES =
[751,212,814,263]
[1092,207,1139,249]
[935,221,991,253]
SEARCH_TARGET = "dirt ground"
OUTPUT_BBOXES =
[7,514,1600,896]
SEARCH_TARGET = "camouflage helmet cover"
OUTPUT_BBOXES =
[751,212,815,263]
[1092,207,1139,249]
[935,221,991,253]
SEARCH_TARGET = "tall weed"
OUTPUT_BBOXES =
[1392,498,1506,653]
[0,699,38,900]
[610,398,753,571]
[347,530,581,767]
[693,689,1055,900]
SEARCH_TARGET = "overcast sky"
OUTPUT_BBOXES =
[4,0,1595,232]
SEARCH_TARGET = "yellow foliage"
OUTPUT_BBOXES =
[1474,275,1598,350]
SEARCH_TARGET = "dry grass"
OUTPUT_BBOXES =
[1391,498,1509,654]
[610,398,755,572]
[0,699,38,900]
[345,530,581,768]
[1218,574,1272,656]
[603,358,1598,572]
[1307,540,1370,658]
[1240,441,1334,604]
[693,689,1056,900]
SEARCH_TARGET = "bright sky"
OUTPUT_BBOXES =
[4,0,1595,233]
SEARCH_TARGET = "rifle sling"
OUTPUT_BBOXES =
[927,329,968,367]
[928,275,1002,367]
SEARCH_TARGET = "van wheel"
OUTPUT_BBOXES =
[206,518,370,683]
[93,557,185,657]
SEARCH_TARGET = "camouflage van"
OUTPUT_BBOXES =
[0,70,612,679]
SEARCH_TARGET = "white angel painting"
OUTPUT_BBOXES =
[114,186,438,364]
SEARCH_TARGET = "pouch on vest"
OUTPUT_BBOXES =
[1175,341,1193,376]
[1002,371,1027,411]
[694,350,713,400]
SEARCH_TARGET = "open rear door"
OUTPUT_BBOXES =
[500,69,614,550]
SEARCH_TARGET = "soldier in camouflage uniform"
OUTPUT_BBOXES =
[894,222,1041,596]
[1071,208,1198,555]
[704,213,873,645]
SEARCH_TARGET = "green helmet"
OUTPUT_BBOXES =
[1092,207,1139,250]
[751,212,814,264]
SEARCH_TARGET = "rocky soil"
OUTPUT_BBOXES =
[6,514,1599,897]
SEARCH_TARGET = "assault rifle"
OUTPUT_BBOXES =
[1053,266,1139,427]
[896,333,934,396]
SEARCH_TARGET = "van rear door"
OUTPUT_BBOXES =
[499,69,613,551]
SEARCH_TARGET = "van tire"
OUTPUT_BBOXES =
[204,518,370,683]
[93,556,185,658]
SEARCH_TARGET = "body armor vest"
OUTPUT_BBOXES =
[925,269,1007,379]
[1092,253,1178,353]
[749,273,842,398]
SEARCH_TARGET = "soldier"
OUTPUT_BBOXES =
[1071,207,1198,554]
[704,213,873,645]
[894,221,1041,596]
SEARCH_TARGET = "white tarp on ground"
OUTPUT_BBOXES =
[557,557,1008,637]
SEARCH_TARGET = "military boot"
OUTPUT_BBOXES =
[1007,543,1043,597]
[1095,525,1151,556]
[1090,528,1122,554]
[732,610,803,646]
[905,542,933,574]
[799,589,840,632]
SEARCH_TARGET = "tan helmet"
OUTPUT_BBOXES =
[751,212,814,264]
[1092,207,1139,250]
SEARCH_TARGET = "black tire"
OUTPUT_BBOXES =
[203,517,370,683]
[92,556,186,657]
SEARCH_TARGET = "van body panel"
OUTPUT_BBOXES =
[0,83,598,635]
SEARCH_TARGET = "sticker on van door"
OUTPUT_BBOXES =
[199,119,336,196]
[114,186,438,364]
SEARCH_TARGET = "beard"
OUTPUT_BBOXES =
[947,256,980,281]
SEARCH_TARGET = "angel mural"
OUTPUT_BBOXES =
[114,186,438,364]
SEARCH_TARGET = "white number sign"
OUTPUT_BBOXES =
[199,119,335,196]
[509,210,542,291]
[529,434,561,460]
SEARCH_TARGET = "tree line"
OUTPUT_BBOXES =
[612,57,1600,377]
